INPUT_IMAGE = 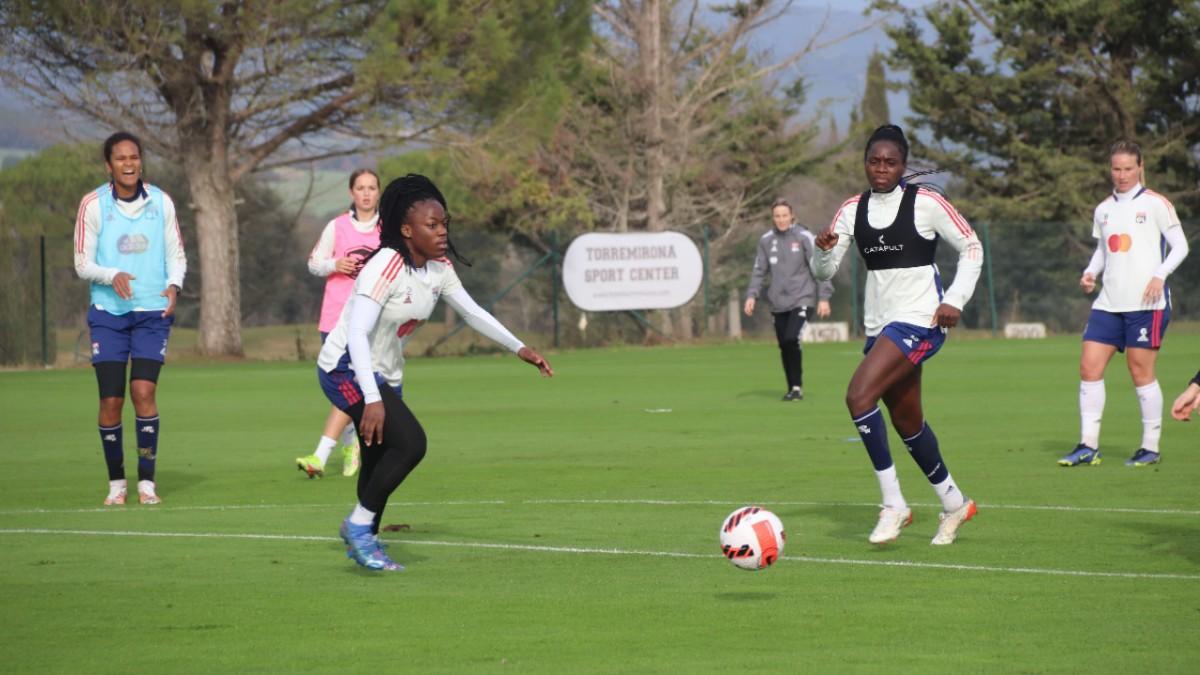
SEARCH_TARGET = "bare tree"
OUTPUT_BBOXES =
[581,1,872,335]
[0,0,588,354]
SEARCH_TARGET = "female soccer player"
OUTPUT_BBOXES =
[73,131,187,506]
[813,124,984,546]
[1060,141,1189,467]
[744,198,833,401]
[317,174,553,571]
[295,169,381,479]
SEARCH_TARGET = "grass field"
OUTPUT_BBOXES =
[3,336,1200,673]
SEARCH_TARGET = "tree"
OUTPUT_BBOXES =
[0,0,590,355]
[0,144,104,364]
[861,50,891,128]
[878,0,1200,325]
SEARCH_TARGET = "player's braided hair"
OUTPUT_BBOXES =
[864,124,909,163]
[864,125,949,193]
[367,173,471,268]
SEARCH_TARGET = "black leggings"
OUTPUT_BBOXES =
[345,385,427,527]
[772,307,807,389]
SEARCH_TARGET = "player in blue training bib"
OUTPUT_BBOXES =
[72,132,187,507]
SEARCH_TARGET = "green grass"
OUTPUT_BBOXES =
[3,336,1200,673]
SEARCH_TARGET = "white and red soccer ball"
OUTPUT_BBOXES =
[720,506,785,570]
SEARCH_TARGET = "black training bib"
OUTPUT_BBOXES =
[853,184,938,270]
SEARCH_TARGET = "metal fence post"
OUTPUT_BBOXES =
[850,252,859,337]
[40,235,49,366]
[981,221,998,336]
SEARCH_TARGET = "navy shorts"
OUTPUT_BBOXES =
[1082,308,1169,352]
[318,366,403,412]
[864,321,946,366]
[88,306,174,364]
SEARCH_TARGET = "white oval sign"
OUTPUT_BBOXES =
[562,231,703,311]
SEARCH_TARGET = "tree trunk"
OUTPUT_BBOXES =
[727,288,742,339]
[678,302,694,340]
[641,0,666,232]
[184,155,244,357]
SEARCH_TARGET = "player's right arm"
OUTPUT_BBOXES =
[74,192,135,300]
[811,197,856,281]
[73,193,121,285]
[743,235,770,316]
[345,251,401,446]
[1080,241,1104,294]
[307,219,339,277]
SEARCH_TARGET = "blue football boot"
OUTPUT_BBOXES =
[1058,444,1101,467]
[1125,448,1161,467]
[340,518,380,567]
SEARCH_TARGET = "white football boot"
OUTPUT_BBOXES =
[868,506,913,544]
[931,499,977,545]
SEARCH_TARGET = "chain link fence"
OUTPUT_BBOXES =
[5,222,1198,366]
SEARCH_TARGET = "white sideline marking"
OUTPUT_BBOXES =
[523,499,1200,516]
[1,498,1199,517]
[1,528,1197,581]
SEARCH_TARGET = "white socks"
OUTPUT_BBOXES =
[932,474,966,512]
[1079,379,1105,448]
[1135,380,1163,453]
[137,479,157,497]
[874,466,907,511]
[314,435,337,464]
[1080,378,1163,453]
[876,467,963,512]
[107,479,127,498]
[349,503,376,526]
[340,423,358,448]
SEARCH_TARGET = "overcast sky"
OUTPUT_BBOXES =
[0,1,934,150]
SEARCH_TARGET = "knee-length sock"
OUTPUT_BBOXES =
[853,407,905,510]
[902,422,964,512]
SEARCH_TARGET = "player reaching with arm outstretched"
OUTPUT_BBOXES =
[316,174,553,572]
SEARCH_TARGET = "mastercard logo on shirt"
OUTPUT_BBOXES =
[1107,233,1132,253]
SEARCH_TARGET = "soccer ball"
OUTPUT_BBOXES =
[719,506,785,571]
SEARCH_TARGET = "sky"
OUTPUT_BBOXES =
[0,1,933,151]
[749,1,935,129]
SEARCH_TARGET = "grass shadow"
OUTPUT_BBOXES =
[736,389,786,400]
[1114,520,1200,568]
[154,469,204,495]
[712,592,778,602]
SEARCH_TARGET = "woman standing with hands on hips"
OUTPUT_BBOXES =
[812,125,984,546]
[317,174,553,572]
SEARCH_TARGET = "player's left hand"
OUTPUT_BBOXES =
[518,346,554,377]
[1171,383,1200,422]
[931,303,961,329]
[161,285,179,318]
[1142,277,1165,305]
[816,300,831,318]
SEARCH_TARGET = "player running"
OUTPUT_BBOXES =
[813,124,984,546]
[317,174,553,571]
[1060,140,1189,467]
[295,169,381,479]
